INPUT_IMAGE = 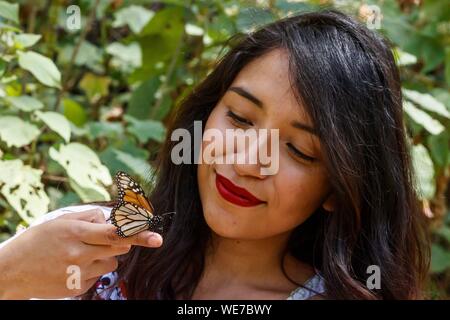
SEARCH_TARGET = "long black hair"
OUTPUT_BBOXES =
[85,9,430,299]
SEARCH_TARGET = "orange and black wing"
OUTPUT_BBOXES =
[110,172,154,237]
[110,171,172,237]
[115,171,154,213]
[110,201,153,237]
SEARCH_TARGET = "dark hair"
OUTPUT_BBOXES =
[84,9,430,299]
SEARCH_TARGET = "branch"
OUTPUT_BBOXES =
[42,175,69,183]
[54,0,100,110]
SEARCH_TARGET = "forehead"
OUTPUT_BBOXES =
[227,49,310,122]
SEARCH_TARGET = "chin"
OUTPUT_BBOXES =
[201,205,269,240]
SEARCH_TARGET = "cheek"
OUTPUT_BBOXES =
[197,106,229,163]
[268,158,330,228]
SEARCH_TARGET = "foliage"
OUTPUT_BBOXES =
[0,0,448,297]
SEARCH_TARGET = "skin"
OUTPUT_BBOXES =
[0,209,162,299]
[195,49,335,299]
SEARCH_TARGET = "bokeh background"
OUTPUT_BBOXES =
[0,0,448,298]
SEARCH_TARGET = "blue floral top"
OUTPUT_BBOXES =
[92,271,326,300]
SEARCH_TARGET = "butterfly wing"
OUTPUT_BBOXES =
[111,171,173,237]
[115,171,154,213]
[110,202,153,237]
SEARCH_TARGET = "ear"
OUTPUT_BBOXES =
[322,192,336,212]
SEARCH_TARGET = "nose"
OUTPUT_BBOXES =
[232,129,274,179]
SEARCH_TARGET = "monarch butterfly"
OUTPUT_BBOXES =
[110,171,174,237]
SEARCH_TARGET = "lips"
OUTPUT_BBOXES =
[215,172,265,207]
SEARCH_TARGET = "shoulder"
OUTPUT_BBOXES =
[287,273,326,300]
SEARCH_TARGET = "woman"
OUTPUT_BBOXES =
[0,9,430,300]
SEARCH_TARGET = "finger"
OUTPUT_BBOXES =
[76,221,122,245]
[77,221,163,248]
[84,258,118,280]
[125,230,163,248]
[82,243,132,261]
[58,208,107,224]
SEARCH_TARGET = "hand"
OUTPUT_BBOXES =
[0,208,162,299]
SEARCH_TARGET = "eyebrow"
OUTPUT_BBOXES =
[291,120,317,135]
[228,86,263,108]
[228,86,317,135]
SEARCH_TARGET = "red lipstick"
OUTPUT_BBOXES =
[215,172,265,207]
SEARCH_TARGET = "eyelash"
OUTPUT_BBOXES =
[226,109,316,163]
[286,143,316,162]
[226,110,253,126]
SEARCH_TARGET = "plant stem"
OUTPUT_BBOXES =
[42,175,69,183]
[54,0,100,111]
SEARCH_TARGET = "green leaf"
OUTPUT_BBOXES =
[113,148,153,181]
[403,89,450,119]
[131,7,184,82]
[35,111,71,143]
[112,5,154,34]
[431,244,450,273]
[420,37,445,74]
[6,95,44,112]
[0,1,19,24]
[0,159,49,224]
[236,7,276,33]
[58,41,103,73]
[17,51,61,89]
[14,33,42,49]
[427,132,449,167]
[403,101,445,135]
[79,73,111,103]
[411,144,435,200]
[127,77,160,119]
[62,98,87,127]
[0,58,5,77]
[446,47,450,87]
[124,114,166,144]
[106,42,142,72]
[100,144,152,182]
[430,88,450,108]
[56,191,81,209]
[49,143,112,202]
[0,116,40,147]
[68,178,109,203]
[87,121,124,140]
[394,48,417,66]
[435,226,450,244]
[185,23,204,36]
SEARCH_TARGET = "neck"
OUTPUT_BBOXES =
[200,231,311,292]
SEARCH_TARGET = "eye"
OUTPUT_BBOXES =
[286,142,316,163]
[226,110,253,127]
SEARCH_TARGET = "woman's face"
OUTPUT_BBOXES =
[197,49,334,240]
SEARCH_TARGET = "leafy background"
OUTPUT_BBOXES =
[0,0,448,298]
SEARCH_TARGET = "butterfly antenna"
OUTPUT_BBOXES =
[160,211,176,217]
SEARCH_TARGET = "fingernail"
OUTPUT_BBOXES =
[147,233,162,245]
